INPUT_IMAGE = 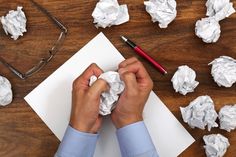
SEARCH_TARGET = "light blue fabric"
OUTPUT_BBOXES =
[55,126,98,157]
[116,121,159,157]
[55,121,159,157]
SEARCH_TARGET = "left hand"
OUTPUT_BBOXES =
[70,63,109,134]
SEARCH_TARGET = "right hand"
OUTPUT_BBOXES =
[111,57,153,129]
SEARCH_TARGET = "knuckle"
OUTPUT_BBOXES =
[130,57,138,61]
[126,89,139,97]
[90,63,98,68]
[136,60,143,67]
[72,79,80,89]
[119,61,125,66]
[97,79,108,88]
[118,68,127,75]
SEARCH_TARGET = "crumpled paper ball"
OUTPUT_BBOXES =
[144,0,177,28]
[203,134,230,157]
[92,0,129,28]
[206,0,235,19]
[195,17,221,43]
[180,95,218,131]
[1,6,27,40]
[195,0,235,43]
[89,71,125,115]
[209,56,236,87]
[0,75,13,106]
[171,65,199,95]
[219,104,236,132]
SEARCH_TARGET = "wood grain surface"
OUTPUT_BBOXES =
[0,0,236,156]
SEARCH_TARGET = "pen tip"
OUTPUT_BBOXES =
[120,35,127,42]
[164,71,168,75]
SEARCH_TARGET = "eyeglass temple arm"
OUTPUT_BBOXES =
[30,0,68,34]
[0,56,50,80]
[0,57,26,79]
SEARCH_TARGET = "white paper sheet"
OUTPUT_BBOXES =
[24,32,195,157]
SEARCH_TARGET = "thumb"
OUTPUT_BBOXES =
[118,68,138,90]
[89,79,109,97]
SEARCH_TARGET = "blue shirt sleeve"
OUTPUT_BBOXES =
[55,126,98,157]
[116,121,159,157]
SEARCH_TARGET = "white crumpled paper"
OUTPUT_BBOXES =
[209,56,236,87]
[206,0,235,19]
[219,104,236,132]
[203,134,230,157]
[1,6,27,40]
[180,95,218,131]
[144,0,177,28]
[0,75,13,106]
[89,71,125,115]
[171,65,199,95]
[195,0,235,43]
[195,17,221,43]
[92,0,129,28]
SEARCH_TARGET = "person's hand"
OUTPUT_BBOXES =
[111,57,153,129]
[70,63,109,134]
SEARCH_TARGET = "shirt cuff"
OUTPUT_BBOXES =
[55,126,98,157]
[116,121,157,157]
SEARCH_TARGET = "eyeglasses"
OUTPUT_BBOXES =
[0,0,68,79]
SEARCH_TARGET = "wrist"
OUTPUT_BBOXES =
[69,119,96,134]
[70,122,88,133]
[112,115,143,129]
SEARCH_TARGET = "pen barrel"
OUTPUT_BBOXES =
[126,39,136,49]
[134,46,167,74]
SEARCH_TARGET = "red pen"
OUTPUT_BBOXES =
[121,36,167,75]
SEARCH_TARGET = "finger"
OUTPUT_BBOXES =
[73,63,103,89]
[119,57,138,68]
[121,61,150,80]
[118,70,138,91]
[80,63,103,80]
[120,61,153,88]
[88,79,109,97]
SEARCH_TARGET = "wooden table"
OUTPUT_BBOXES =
[0,0,236,156]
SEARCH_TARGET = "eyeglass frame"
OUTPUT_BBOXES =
[0,0,68,79]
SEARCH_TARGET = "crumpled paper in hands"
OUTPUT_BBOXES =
[171,65,199,95]
[0,75,13,106]
[180,95,218,131]
[219,104,236,132]
[209,56,236,87]
[89,71,125,115]
[195,0,235,43]
[144,0,177,28]
[1,6,27,40]
[203,134,230,157]
[92,0,129,28]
